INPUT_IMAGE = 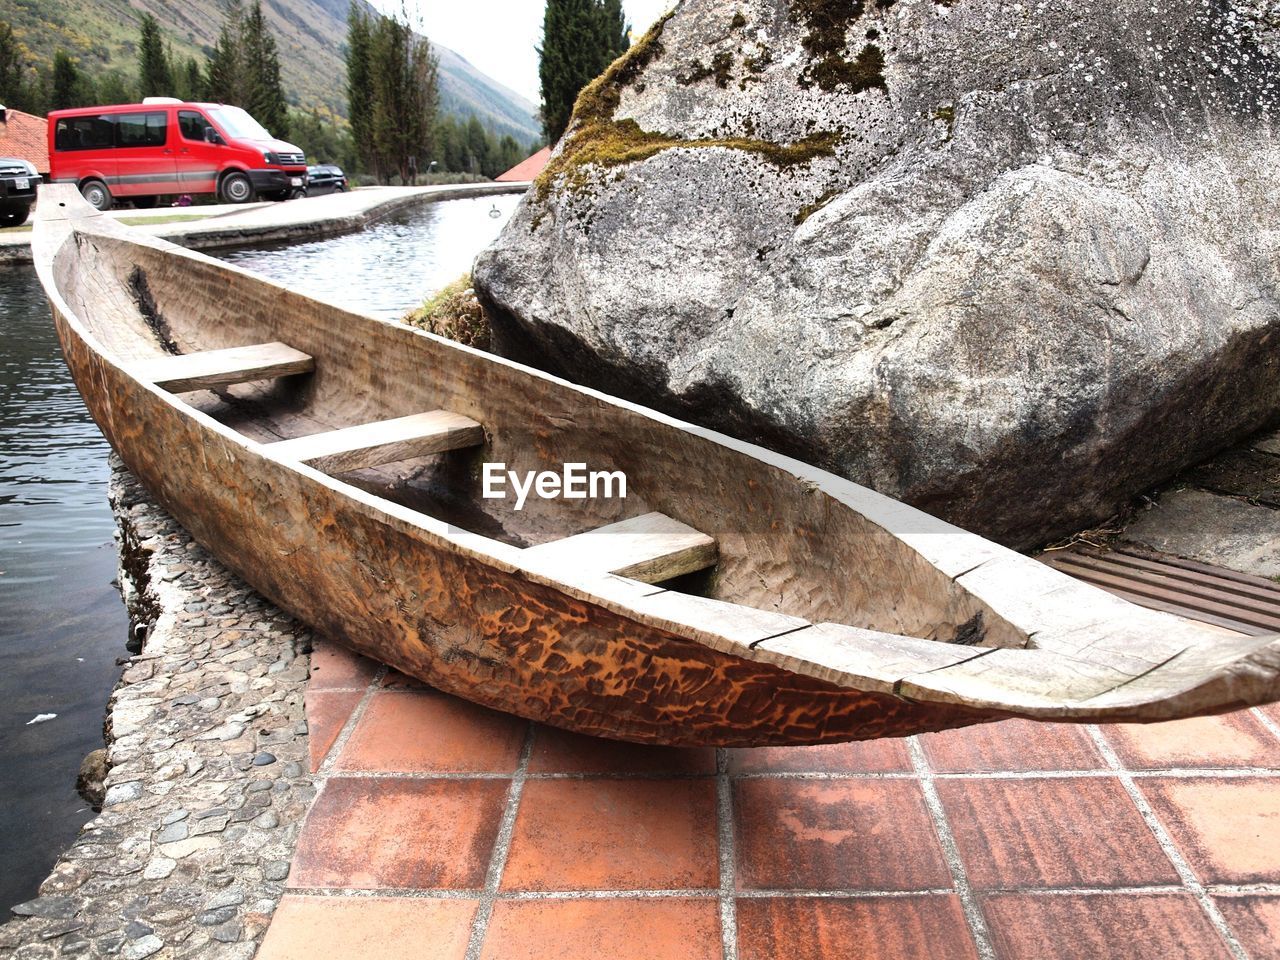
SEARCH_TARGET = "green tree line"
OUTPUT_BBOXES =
[0,7,286,132]
[0,7,542,179]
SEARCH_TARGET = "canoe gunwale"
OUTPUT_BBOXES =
[32,185,1280,734]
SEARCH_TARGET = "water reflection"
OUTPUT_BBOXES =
[0,265,126,910]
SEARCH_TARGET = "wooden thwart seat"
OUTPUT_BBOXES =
[523,512,717,584]
[265,410,484,473]
[134,342,314,393]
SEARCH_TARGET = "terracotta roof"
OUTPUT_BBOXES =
[0,108,49,174]
[495,146,551,183]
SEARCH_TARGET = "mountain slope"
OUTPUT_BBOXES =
[2,0,541,143]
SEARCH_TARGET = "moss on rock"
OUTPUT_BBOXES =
[534,118,842,213]
[789,0,890,93]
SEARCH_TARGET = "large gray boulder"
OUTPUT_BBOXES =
[473,0,1280,548]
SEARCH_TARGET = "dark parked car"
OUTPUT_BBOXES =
[306,164,347,196]
[0,156,40,226]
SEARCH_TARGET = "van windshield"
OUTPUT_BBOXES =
[206,106,272,141]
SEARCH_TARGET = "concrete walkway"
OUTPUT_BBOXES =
[0,183,529,264]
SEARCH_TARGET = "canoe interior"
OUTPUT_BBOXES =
[52,228,1029,651]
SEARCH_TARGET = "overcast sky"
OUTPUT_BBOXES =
[370,1,675,105]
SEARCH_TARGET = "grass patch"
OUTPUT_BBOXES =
[404,274,490,349]
[116,214,214,226]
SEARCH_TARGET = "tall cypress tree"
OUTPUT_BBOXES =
[137,13,172,98]
[345,5,376,175]
[596,0,628,62]
[538,0,630,144]
[347,6,436,183]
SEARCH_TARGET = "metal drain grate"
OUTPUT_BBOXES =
[1040,545,1280,636]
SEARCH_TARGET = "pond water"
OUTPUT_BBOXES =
[0,265,126,912]
[217,192,521,320]
[0,190,520,911]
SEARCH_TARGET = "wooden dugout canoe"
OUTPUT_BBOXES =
[33,185,1280,747]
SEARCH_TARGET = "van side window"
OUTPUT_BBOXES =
[54,115,116,152]
[178,111,214,142]
[115,112,167,148]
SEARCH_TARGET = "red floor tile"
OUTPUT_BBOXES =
[308,638,379,690]
[527,725,716,775]
[726,738,911,774]
[936,778,1178,889]
[257,894,477,960]
[1141,778,1280,884]
[982,893,1232,960]
[336,690,527,774]
[736,895,978,960]
[290,776,508,890]
[920,720,1104,773]
[1103,711,1280,770]
[1262,703,1280,728]
[304,690,363,773]
[500,779,718,891]
[479,898,721,960]
[734,779,951,891]
[1213,894,1280,960]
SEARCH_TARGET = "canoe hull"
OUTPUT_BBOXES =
[50,297,1000,746]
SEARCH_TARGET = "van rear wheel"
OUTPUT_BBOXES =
[80,179,112,211]
[220,172,255,204]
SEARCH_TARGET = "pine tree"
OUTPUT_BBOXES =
[463,114,487,174]
[207,0,246,104]
[95,70,135,106]
[137,13,172,98]
[538,0,629,144]
[0,22,27,110]
[176,57,204,101]
[243,1,288,135]
[51,50,88,110]
[497,134,522,176]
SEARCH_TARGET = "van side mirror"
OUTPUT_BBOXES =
[204,128,224,145]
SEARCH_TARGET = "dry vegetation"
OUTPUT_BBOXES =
[404,273,490,350]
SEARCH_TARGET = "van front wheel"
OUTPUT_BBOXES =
[221,172,255,204]
[80,179,112,211]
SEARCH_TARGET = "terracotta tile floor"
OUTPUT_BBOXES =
[257,638,1280,959]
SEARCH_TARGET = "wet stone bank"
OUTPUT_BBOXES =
[1,457,316,959]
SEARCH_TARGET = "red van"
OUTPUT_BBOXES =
[48,99,308,210]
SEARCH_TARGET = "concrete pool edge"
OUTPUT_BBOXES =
[0,457,316,956]
[0,182,530,264]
